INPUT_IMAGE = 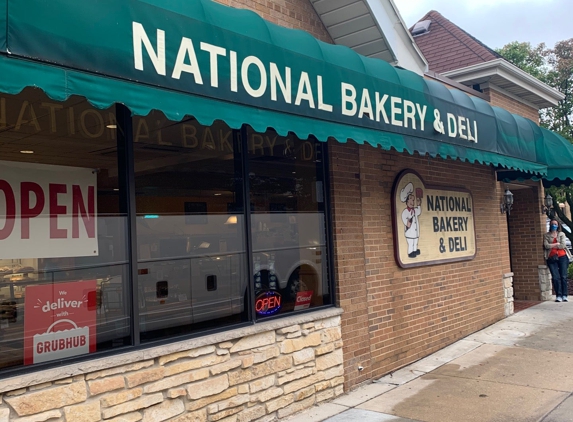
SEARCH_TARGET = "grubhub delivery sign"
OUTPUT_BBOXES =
[24,280,97,365]
[0,160,98,259]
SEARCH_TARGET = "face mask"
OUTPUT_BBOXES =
[551,224,558,231]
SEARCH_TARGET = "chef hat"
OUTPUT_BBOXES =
[400,182,413,203]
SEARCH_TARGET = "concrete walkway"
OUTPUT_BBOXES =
[284,300,573,422]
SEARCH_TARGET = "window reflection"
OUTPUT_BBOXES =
[0,89,333,371]
[246,127,330,318]
[133,114,248,342]
[0,88,130,370]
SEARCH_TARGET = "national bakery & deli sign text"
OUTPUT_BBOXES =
[392,170,476,268]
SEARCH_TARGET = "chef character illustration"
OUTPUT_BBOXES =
[400,182,423,258]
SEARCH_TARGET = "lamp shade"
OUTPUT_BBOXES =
[504,189,514,206]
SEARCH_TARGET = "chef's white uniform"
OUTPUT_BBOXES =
[402,206,421,255]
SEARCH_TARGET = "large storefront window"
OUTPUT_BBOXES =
[0,89,131,371]
[0,91,333,373]
[133,113,248,342]
[246,127,330,318]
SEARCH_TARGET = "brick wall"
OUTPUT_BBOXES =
[483,88,540,124]
[329,141,512,390]
[214,0,333,43]
[507,184,547,300]
[328,142,371,389]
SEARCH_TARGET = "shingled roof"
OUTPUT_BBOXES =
[411,10,501,74]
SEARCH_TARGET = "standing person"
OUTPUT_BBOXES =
[544,219,570,302]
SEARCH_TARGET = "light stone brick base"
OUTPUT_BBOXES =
[0,309,344,421]
[503,272,514,316]
[539,265,553,301]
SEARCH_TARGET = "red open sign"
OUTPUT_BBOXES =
[0,181,95,240]
[255,291,281,316]
[0,161,98,259]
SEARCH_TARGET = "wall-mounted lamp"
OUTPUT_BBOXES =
[542,193,554,218]
[500,189,514,215]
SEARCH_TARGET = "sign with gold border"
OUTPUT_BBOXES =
[392,170,476,268]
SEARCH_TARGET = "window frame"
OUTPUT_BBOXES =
[0,102,336,377]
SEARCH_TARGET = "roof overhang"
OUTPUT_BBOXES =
[442,59,565,109]
[309,0,428,75]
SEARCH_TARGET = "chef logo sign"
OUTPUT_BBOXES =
[392,170,475,268]
[24,280,97,365]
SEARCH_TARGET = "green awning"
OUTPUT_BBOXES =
[0,0,559,177]
[497,120,573,187]
[538,128,573,187]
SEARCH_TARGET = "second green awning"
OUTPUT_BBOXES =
[538,128,573,187]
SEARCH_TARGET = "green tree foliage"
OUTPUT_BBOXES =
[495,41,548,80]
[496,39,573,142]
[544,39,573,142]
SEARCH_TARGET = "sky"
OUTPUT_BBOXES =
[392,0,572,50]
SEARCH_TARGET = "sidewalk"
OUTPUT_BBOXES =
[284,300,573,422]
